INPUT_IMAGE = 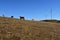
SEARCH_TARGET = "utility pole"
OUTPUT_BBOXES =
[2,8,6,17]
[2,14,5,17]
[51,8,52,20]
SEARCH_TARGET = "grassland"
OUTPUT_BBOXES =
[0,17,60,40]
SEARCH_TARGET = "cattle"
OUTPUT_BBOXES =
[20,16,25,20]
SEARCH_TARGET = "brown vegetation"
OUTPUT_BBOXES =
[0,17,60,40]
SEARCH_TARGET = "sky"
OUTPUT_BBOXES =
[0,0,60,20]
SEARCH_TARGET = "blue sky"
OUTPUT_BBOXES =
[0,0,60,20]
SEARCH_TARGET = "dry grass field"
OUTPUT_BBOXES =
[0,17,60,40]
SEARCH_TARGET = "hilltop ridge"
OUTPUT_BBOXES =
[0,16,60,40]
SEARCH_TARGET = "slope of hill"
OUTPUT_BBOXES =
[0,17,60,40]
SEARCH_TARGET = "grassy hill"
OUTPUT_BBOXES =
[0,16,60,40]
